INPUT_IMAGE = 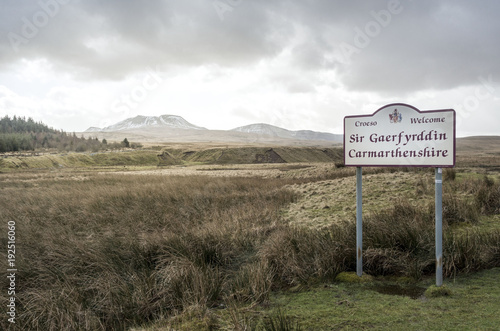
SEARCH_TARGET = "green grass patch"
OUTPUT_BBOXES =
[425,285,453,298]
[335,272,374,283]
[263,268,500,330]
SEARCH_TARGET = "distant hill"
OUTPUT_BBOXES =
[85,115,342,144]
[86,115,207,132]
[232,123,342,142]
[456,136,500,153]
[231,123,292,137]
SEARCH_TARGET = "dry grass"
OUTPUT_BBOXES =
[284,171,435,229]
[0,172,302,330]
[0,165,498,330]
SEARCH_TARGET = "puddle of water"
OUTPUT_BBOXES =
[372,284,426,299]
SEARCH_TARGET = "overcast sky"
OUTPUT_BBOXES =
[1,0,499,136]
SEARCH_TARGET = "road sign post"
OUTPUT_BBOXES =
[435,167,443,286]
[344,103,455,286]
[356,167,362,277]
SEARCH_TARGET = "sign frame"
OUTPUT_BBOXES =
[344,103,456,287]
[344,103,456,168]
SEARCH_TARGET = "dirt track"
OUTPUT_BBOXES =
[106,163,338,179]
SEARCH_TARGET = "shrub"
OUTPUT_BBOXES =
[442,194,479,225]
[228,260,274,304]
[444,168,456,181]
[444,229,500,277]
[364,200,433,255]
[262,308,302,331]
[475,176,500,215]
[259,225,355,287]
[363,248,415,277]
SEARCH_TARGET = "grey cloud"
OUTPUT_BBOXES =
[286,80,316,94]
[335,1,500,92]
[1,0,499,93]
[1,0,286,79]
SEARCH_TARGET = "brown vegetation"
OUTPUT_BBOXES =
[0,162,498,330]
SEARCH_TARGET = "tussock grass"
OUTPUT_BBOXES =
[0,174,297,330]
[0,169,498,330]
[261,308,302,331]
[259,225,356,286]
[360,177,500,279]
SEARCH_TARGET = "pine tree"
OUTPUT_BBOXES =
[122,138,130,148]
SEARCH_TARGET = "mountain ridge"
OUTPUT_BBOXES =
[231,123,341,142]
[85,114,342,143]
[86,115,207,132]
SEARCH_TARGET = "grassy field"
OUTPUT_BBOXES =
[0,145,499,330]
[0,146,343,172]
[0,149,160,171]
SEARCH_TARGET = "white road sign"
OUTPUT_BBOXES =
[344,103,455,167]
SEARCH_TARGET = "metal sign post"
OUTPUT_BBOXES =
[356,167,363,276]
[344,103,455,285]
[435,168,443,286]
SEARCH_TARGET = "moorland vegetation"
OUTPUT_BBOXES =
[0,164,498,330]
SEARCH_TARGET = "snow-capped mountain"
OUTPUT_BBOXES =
[84,115,342,144]
[85,115,206,132]
[232,123,342,142]
[232,123,291,138]
[85,127,103,132]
